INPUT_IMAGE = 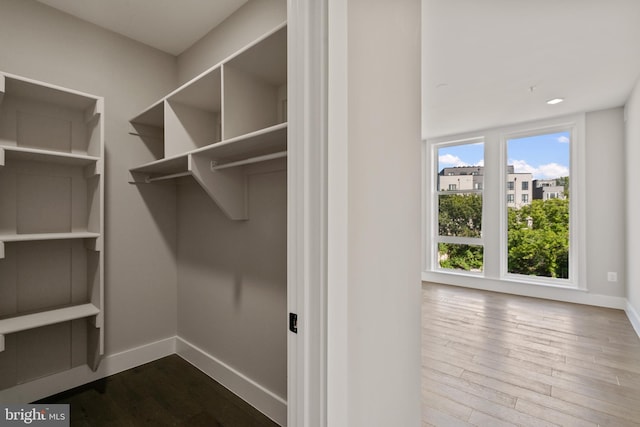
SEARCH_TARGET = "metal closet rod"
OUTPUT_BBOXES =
[145,171,191,183]
[210,151,287,171]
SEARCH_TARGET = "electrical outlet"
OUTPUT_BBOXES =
[607,272,618,282]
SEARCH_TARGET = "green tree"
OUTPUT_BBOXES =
[556,176,569,198]
[438,194,483,270]
[438,243,483,271]
[437,192,569,277]
[507,198,569,278]
[438,194,482,237]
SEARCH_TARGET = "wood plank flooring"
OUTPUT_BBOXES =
[37,355,279,427]
[422,282,640,427]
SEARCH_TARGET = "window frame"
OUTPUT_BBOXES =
[424,114,586,290]
[501,123,582,287]
[430,137,485,275]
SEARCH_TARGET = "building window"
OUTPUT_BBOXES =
[507,194,514,203]
[507,181,514,190]
[434,140,484,273]
[506,130,571,280]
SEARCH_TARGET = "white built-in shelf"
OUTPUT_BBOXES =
[130,122,287,178]
[128,24,287,221]
[199,122,287,163]
[0,72,98,111]
[130,153,189,176]
[0,304,100,352]
[0,71,104,375]
[0,145,100,167]
[0,232,100,243]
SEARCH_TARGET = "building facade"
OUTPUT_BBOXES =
[438,165,533,208]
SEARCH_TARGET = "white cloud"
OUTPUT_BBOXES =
[510,159,569,179]
[537,163,569,179]
[511,159,536,174]
[439,154,484,168]
[557,136,570,143]
[439,154,464,166]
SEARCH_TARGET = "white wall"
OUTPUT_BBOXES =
[177,0,286,85]
[585,108,626,298]
[173,0,288,421]
[338,1,423,426]
[176,163,287,398]
[625,77,640,330]
[0,0,178,391]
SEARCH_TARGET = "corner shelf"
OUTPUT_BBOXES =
[0,71,105,380]
[129,23,287,221]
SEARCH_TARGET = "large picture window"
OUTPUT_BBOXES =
[434,140,484,272]
[506,131,571,280]
[425,116,582,289]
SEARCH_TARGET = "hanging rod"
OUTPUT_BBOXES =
[210,151,287,171]
[145,171,192,183]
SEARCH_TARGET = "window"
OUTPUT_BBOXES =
[506,130,570,280]
[425,115,582,289]
[434,141,484,272]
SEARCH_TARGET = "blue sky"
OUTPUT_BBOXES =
[438,131,570,180]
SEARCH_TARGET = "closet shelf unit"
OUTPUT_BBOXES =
[129,23,287,221]
[0,71,104,376]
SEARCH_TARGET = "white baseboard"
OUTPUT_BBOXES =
[422,272,627,309]
[0,336,176,403]
[626,301,640,339]
[176,337,287,427]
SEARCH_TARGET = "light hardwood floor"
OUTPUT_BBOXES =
[422,282,640,427]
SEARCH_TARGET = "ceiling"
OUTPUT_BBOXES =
[34,0,640,138]
[36,0,248,55]
[423,0,640,139]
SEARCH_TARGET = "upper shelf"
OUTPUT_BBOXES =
[0,72,100,110]
[0,72,104,158]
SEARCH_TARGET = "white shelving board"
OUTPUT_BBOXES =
[0,145,100,167]
[0,304,100,352]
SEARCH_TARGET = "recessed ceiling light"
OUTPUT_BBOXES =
[546,98,564,105]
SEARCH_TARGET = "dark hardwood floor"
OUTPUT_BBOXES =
[37,355,279,427]
[422,282,640,427]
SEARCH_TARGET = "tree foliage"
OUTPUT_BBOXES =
[438,193,569,278]
[438,194,482,237]
[507,198,569,278]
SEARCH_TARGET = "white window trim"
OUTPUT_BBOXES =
[427,137,485,274]
[424,114,587,291]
